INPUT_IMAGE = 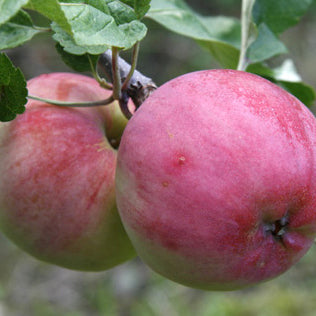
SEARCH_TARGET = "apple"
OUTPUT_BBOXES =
[0,72,135,271]
[115,69,316,290]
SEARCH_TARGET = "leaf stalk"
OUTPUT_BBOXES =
[27,95,114,107]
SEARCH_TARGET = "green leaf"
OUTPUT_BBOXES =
[24,0,72,34]
[107,1,137,23]
[0,0,29,25]
[134,0,151,19]
[55,43,99,72]
[0,53,27,122]
[246,62,274,78]
[198,39,240,70]
[146,0,241,68]
[0,13,42,50]
[253,0,313,34]
[0,10,43,50]
[247,23,287,63]
[23,1,147,52]
[118,19,147,46]
[60,3,147,49]
[85,0,111,14]
[120,0,151,19]
[197,15,241,68]
[119,0,134,6]
[147,0,222,41]
[0,24,41,50]
[9,9,33,26]
[246,0,313,65]
[52,22,109,55]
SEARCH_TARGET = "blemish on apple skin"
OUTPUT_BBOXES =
[257,261,265,268]
[31,194,39,204]
[14,161,22,168]
[162,181,169,187]
[178,156,186,165]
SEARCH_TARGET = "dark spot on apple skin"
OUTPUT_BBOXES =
[162,181,169,187]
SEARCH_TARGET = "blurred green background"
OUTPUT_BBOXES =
[3,1,316,315]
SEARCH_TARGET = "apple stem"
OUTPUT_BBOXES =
[110,47,135,119]
[122,41,140,91]
[88,55,113,90]
[111,47,122,101]
[27,95,115,107]
[237,0,256,71]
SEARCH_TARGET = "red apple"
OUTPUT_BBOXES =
[0,72,135,271]
[116,69,316,290]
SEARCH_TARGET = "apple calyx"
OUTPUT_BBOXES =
[264,214,289,241]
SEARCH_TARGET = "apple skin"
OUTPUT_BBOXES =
[116,69,316,290]
[0,72,135,271]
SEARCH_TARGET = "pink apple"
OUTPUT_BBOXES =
[116,69,316,290]
[0,72,135,271]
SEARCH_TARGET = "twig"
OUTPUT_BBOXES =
[98,49,157,109]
